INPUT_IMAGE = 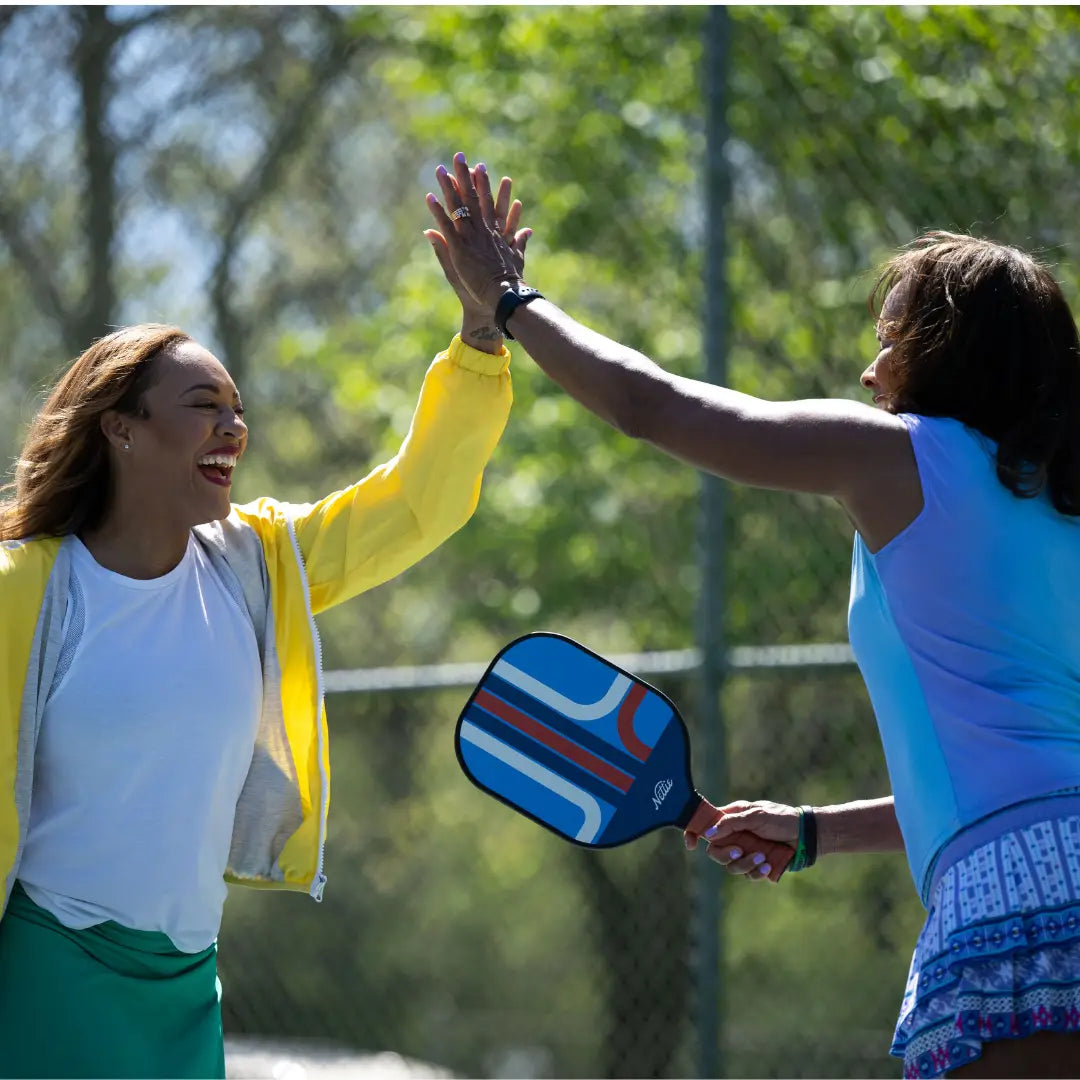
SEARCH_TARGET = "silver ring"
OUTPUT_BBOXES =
[450,206,470,221]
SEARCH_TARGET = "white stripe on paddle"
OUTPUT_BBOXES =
[460,720,604,843]
[493,660,630,722]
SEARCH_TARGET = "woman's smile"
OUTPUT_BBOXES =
[195,448,240,487]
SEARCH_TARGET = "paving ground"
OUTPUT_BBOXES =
[225,1038,455,1080]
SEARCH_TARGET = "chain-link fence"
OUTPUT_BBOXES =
[218,655,904,1080]
[5,5,1080,1078]
[212,9,1080,1076]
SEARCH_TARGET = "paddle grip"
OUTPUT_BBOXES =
[674,791,704,829]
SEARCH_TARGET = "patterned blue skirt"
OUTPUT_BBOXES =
[893,814,1080,1077]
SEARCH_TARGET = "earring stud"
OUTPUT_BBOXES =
[123,443,130,450]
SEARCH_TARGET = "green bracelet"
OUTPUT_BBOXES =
[789,812,808,872]
[788,806,818,873]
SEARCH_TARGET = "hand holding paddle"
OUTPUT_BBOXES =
[683,799,795,883]
[455,632,794,881]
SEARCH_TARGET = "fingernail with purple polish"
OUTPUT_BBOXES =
[760,864,772,876]
[477,162,487,174]
[728,848,742,860]
[752,852,765,866]
[436,165,447,178]
[704,824,719,839]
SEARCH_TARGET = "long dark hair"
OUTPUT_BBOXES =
[0,324,191,540]
[871,231,1080,515]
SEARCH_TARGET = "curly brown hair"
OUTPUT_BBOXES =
[870,231,1080,515]
[0,324,192,541]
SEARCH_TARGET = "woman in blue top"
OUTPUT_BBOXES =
[425,153,1080,1078]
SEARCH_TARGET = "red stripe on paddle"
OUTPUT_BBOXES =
[474,689,634,793]
[617,683,652,762]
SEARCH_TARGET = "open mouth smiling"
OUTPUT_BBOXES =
[196,450,238,487]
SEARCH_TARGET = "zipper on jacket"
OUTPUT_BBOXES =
[286,519,329,902]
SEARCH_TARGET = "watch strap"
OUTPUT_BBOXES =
[494,284,544,340]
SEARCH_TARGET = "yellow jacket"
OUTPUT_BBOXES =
[0,337,511,912]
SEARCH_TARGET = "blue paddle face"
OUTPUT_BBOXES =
[455,633,699,847]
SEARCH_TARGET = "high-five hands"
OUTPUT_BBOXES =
[426,160,788,890]
[425,152,532,313]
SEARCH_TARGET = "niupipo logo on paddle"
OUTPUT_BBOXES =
[652,779,674,810]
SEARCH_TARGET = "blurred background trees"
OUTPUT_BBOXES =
[3,6,1080,1077]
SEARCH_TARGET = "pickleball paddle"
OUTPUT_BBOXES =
[455,632,794,875]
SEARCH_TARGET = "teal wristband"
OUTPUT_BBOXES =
[788,806,818,873]
[789,811,808,872]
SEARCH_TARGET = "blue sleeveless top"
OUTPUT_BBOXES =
[848,414,1080,902]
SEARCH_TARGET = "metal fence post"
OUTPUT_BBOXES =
[695,6,730,1078]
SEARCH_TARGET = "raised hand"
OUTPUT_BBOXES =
[425,151,532,312]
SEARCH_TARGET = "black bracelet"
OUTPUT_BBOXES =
[800,805,818,869]
[494,283,544,340]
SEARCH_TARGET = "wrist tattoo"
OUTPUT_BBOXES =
[468,325,503,342]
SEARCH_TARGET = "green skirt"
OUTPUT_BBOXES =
[0,881,225,1079]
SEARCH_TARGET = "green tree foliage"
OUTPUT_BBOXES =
[236,8,1080,1076]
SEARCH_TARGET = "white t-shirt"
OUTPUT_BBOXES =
[18,534,263,952]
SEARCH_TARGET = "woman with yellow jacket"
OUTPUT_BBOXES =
[0,180,526,1078]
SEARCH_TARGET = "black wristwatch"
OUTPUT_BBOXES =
[494,283,544,340]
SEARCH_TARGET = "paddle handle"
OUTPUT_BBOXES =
[678,794,795,883]
[674,790,705,829]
